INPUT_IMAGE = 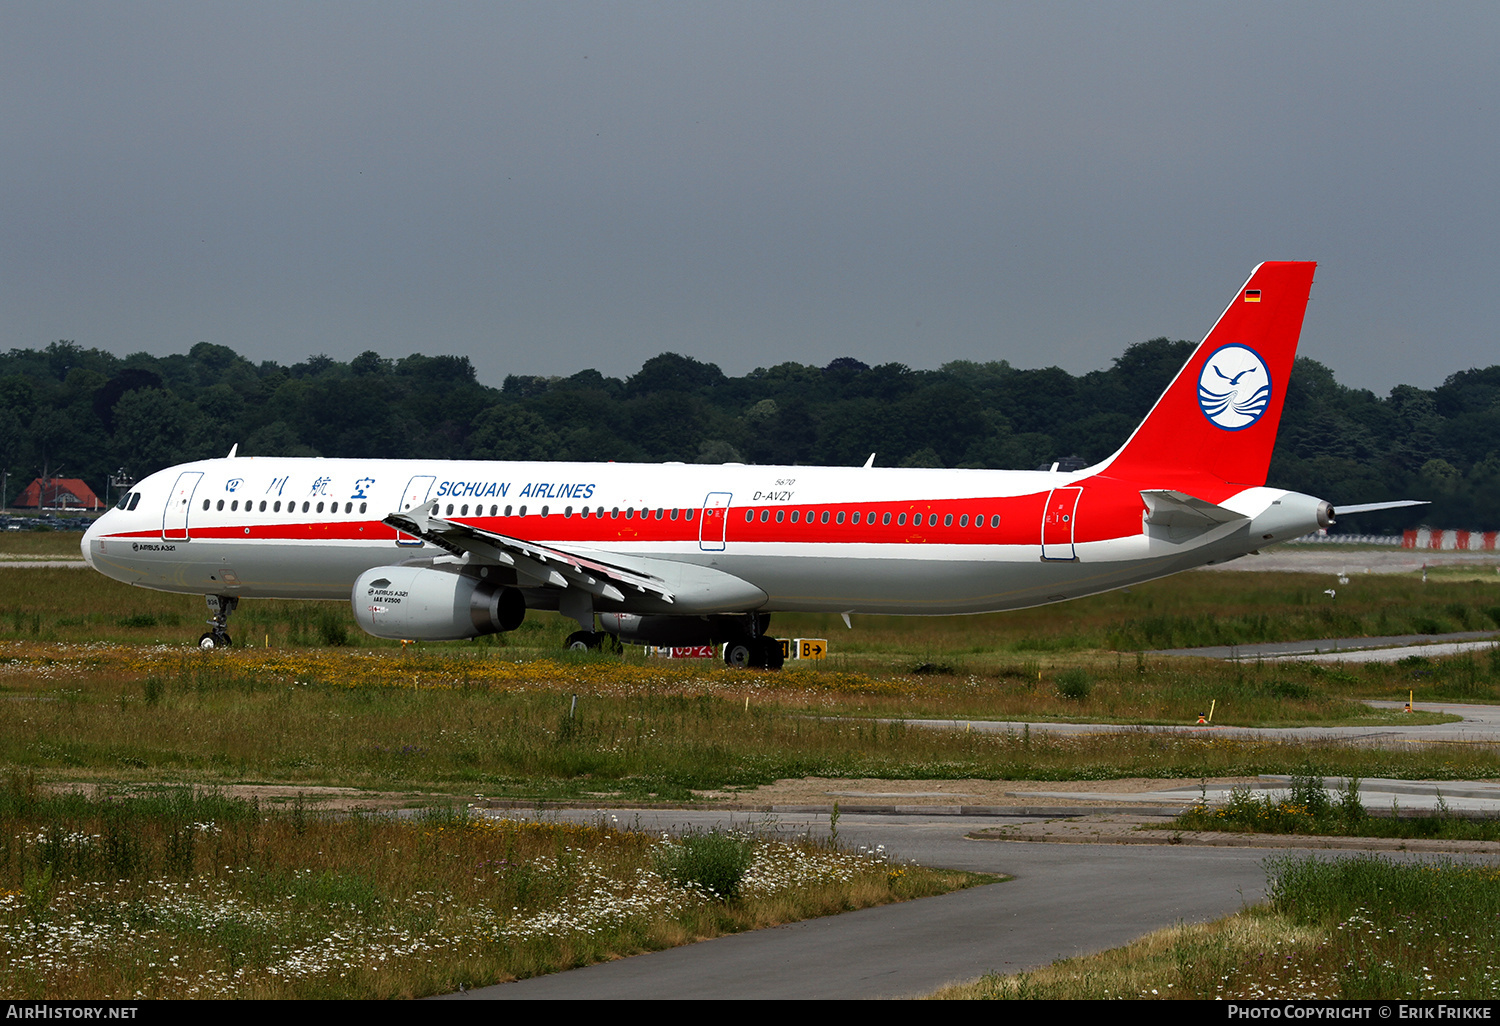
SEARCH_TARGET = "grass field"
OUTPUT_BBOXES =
[1164,772,1500,842]
[3,552,1500,801]
[0,777,984,998]
[6,534,1500,997]
[4,641,1497,801]
[0,531,91,557]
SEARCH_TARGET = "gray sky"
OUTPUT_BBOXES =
[3,2,1496,393]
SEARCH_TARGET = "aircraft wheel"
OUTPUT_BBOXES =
[198,631,231,650]
[724,640,755,668]
[565,630,602,651]
[762,638,785,671]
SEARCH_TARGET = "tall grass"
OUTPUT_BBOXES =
[0,776,981,998]
[1170,770,1500,841]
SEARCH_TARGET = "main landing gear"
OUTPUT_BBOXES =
[724,614,785,670]
[564,630,618,652]
[198,595,238,650]
[723,636,785,670]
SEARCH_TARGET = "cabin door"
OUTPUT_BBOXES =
[699,492,731,551]
[395,475,436,545]
[1041,487,1081,561]
[162,471,203,542]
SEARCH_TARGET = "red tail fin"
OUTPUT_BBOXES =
[1096,261,1316,495]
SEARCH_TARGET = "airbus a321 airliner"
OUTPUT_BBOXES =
[81,261,1413,667]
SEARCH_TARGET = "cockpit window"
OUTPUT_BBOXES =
[117,491,135,511]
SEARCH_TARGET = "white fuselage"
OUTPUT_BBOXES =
[82,455,1319,617]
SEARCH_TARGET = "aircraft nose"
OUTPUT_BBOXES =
[81,516,99,569]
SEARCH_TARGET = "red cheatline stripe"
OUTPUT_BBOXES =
[103,487,1152,547]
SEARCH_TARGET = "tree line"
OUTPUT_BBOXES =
[3,339,1496,533]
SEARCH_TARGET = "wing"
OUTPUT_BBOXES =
[384,500,676,605]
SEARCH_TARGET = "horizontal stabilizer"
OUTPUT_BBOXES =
[1332,500,1429,516]
[384,501,676,604]
[1141,490,1248,532]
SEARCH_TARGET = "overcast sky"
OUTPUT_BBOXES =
[3,2,1496,393]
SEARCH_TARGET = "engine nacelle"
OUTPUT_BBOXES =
[1247,491,1335,545]
[351,566,525,640]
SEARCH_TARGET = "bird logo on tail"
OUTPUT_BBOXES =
[1197,344,1271,431]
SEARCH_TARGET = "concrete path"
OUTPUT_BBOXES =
[894,700,1500,746]
[1155,630,1500,662]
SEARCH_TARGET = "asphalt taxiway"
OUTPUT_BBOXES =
[448,802,1498,1000]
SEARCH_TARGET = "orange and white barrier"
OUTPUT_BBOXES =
[1403,529,1500,550]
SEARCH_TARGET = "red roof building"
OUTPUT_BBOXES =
[13,477,104,510]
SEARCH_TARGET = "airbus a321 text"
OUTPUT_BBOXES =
[81,262,1420,668]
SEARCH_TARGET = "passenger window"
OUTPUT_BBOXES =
[759,509,769,522]
[626,508,635,519]
[656,508,665,520]
[302,501,310,513]
[882,512,891,525]
[836,511,846,525]
[820,511,830,524]
[461,504,469,516]
[790,511,800,523]
[541,506,549,517]
[851,512,861,525]
[959,514,968,527]
[445,504,454,515]
[261,501,268,512]
[519,505,527,517]
[776,510,784,523]
[274,501,281,512]
[317,502,325,514]
[611,508,620,519]
[685,509,693,521]
[217,499,225,511]
[231,500,239,512]
[745,510,753,522]
[564,506,572,518]
[361,502,368,514]
[898,513,906,526]
[991,514,1001,528]
[670,509,679,521]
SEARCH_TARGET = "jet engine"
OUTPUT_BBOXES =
[351,565,525,640]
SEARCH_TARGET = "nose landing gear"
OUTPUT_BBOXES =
[198,594,238,650]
